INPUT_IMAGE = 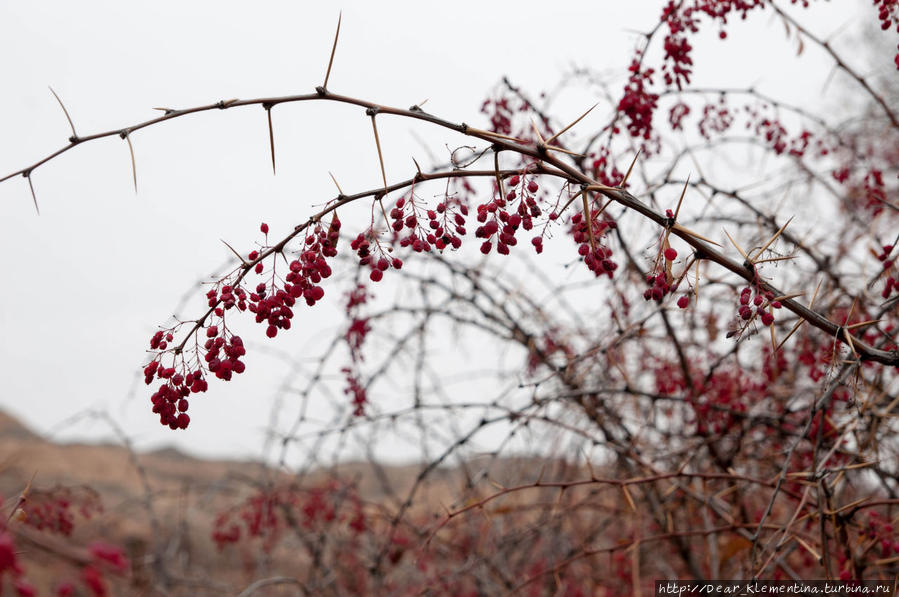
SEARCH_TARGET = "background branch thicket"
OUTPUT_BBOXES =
[2,1,899,595]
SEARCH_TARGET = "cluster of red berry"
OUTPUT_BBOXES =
[1,493,129,597]
[567,209,618,278]
[212,482,366,554]
[144,218,342,429]
[144,358,200,430]
[351,230,403,282]
[738,285,781,327]
[17,486,101,538]
[476,175,543,256]
[0,522,33,596]
[618,54,659,142]
[872,0,899,68]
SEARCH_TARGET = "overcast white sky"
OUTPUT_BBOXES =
[0,1,869,461]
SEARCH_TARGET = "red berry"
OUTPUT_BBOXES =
[370,269,383,282]
[12,579,36,597]
[664,247,677,261]
[677,296,690,309]
[260,222,269,234]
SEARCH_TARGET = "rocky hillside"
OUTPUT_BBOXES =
[1,411,559,596]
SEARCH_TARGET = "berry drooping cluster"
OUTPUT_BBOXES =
[387,191,469,256]
[589,147,625,188]
[144,337,208,430]
[342,370,367,417]
[643,231,695,308]
[569,208,618,277]
[273,215,340,313]
[342,284,371,416]
[660,0,699,89]
[872,0,899,69]
[644,244,678,303]
[480,95,515,137]
[476,174,545,256]
[697,97,734,139]
[861,168,888,216]
[737,285,782,327]
[427,200,468,251]
[344,284,370,361]
[618,53,659,142]
[144,217,342,429]
[351,231,404,283]
[202,331,246,380]
[644,272,674,303]
[659,1,769,90]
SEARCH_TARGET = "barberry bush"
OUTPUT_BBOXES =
[3,1,899,594]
